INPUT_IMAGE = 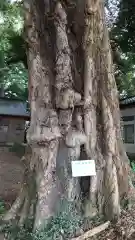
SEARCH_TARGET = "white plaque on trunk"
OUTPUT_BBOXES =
[71,160,96,177]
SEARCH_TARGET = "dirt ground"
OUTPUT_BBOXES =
[91,208,135,240]
[0,147,23,207]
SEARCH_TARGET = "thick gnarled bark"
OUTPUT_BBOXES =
[3,0,134,231]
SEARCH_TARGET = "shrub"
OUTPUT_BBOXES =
[9,143,26,157]
[0,200,6,215]
[0,200,82,240]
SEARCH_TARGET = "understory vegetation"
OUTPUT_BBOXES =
[0,201,102,240]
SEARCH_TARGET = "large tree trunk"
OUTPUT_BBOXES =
[3,0,134,231]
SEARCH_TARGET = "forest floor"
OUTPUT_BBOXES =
[0,148,23,208]
[90,208,135,240]
[0,148,135,239]
[0,148,23,240]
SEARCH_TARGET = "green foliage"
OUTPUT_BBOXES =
[131,161,135,172]
[128,157,135,186]
[0,0,28,101]
[111,34,135,96]
[7,34,27,68]
[0,200,6,215]
[113,0,135,53]
[0,218,33,240]
[0,201,82,240]
[4,62,28,100]
[34,201,82,240]
[110,0,135,96]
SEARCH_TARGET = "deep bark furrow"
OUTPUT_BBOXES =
[54,2,85,202]
[83,0,102,215]
[55,2,73,91]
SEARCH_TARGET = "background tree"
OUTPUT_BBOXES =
[0,0,28,100]
[110,0,135,96]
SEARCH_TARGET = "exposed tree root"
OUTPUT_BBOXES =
[2,147,36,225]
[3,187,25,222]
[71,221,110,240]
[2,185,35,225]
[19,194,31,226]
